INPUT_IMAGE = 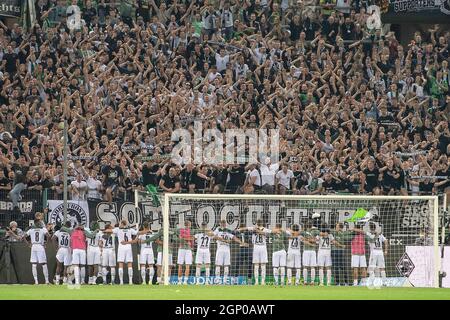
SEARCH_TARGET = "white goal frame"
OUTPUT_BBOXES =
[162,194,440,287]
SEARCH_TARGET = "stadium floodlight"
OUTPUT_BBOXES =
[156,194,440,288]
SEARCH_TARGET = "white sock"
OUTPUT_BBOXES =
[81,267,85,284]
[141,268,146,283]
[261,265,266,284]
[295,269,301,283]
[93,275,97,284]
[319,269,324,284]
[327,269,332,285]
[223,266,229,284]
[254,265,259,284]
[111,268,116,283]
[119,268,124,283]
[74,266,80,285]
[280,267,285,285]
[287,268,292,283]
[55,275,60,284]
[149,267,155,284]
[310,268,315,284]
[205,267,210,278]
[215,266,221,279]
[32,264,38,283]
[381,271,386,281]
[273,268,279,285]
[102,267,108,278]
[303,268,308,282]
[42,265,49,283]
[157,276,161,284]
[128,267,133,284]
[195,266,201,282]
[353,279,358,285]
[88,276,93,284]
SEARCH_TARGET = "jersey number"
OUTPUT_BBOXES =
[35,232,40,242]
[291,238,299,248]
[61,235,69,246]
[323,238,330,248]
[124,233,129,242]
[201,236,209,247]
[256,234,263,244]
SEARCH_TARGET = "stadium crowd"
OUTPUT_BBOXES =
[0,0,449,211]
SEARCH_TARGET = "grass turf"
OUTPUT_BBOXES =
[0,285,449,300]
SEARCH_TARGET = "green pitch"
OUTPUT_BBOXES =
[0,285,449,300]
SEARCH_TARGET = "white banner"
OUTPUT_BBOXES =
[405,246,436,287]
[47,200,89,228]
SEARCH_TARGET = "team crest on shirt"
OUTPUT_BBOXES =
[48,202,88,227]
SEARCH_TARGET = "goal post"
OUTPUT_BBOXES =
[159,194,440,287]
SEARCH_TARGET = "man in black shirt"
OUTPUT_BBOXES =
[141,160,160,188]
[101,158,123,204]
[227,164,245,193]
[8,157,29,212]
[159,167,181,193]
[380,159,401,195]
[362,157,381,195]
[211,165,228,193]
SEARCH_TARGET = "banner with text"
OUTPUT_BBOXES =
[380,0,450,23]
[47,200,90,227]
[0,0,22,18]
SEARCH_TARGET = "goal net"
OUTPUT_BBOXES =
[153,194,440,288]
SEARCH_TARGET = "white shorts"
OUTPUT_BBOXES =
[139,249,155,265]
[72,249,86,265]
[117,246,133,263]
[317,251,332,267]
[195,249,211,265]
[30,245,47,264]
[102,249,116,267]
[156,252,174,266]
[215,249,231,266]
[351,255,367,268]
[56,247,71,266]
[302,250,317,267]
[87,247,101,265]
[369,253,385,269]
[252,246,268,264]
[287,250,301,268]
[177,249,193,265]
[272,250,287,267]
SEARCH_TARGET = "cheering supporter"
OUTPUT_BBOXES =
[0,0,448,208]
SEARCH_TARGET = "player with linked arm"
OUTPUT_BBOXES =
[213,220,248,285]
[238,219,272,286]
[316,223,345,286]
[300,220,320,285]
[52,221,72,285]
[99,224,116,284]
[25,219,51,285]
[102,220,147,285]
[366,222,389,286]
[269,223,290,286]
[284,224,304,286]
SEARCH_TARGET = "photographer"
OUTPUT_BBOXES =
[5,221,24,242]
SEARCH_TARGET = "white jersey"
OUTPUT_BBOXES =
[87,231,102,248]
[54,230,71,249]
[195,232,213,250]
[213,228,235,251]
[288,234,302,252]
[113,227,137,248]
[139,233,154,251]
[248,227,271,247]
[367,233,386,255]
[101,232,115,250]
[26,227,48,246]
[317,233,334,251]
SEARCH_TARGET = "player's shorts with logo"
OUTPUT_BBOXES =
[272,249,287,267]
[72,248,86,265]
[215,248,231,266]
[177,249,193,265]
[252,245,268,264]
[369,253,385,268]
[302,250,317,267]
[195,248,211,265]
[157,252,174,266]
[117,246,133,263]
[30,245,47,264]
[287,250,301,268]
[56,247,71,266]
[139,249,155,265]
[102,248,116,267]
[351,254,367,268]
[87,247,101,265]
[317,250,332,267]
